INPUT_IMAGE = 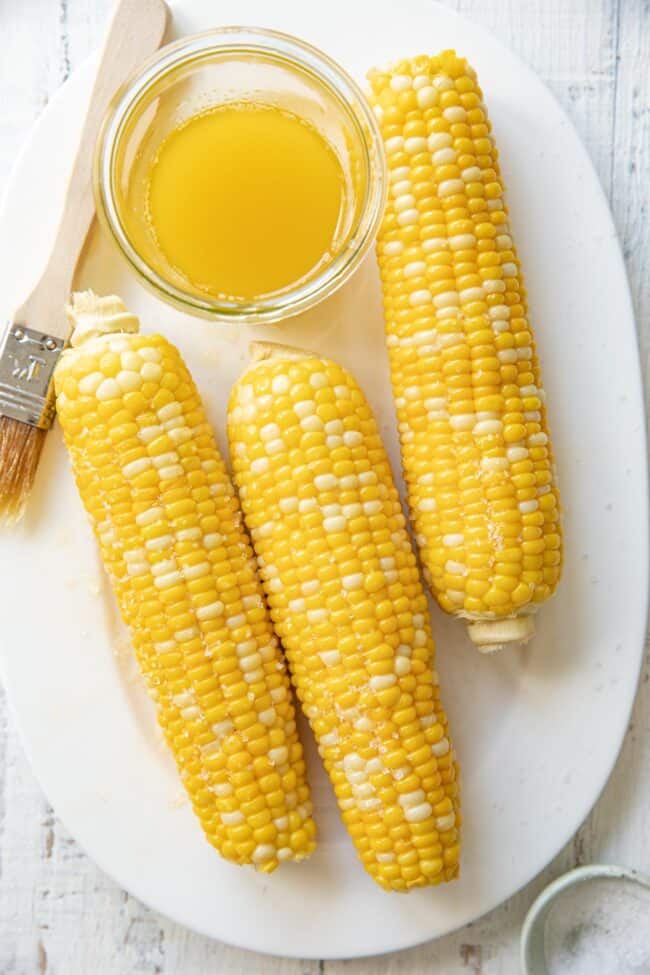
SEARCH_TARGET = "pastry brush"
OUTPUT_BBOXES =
[0,0,169,523]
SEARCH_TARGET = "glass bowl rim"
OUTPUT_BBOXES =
[93,25,387,324]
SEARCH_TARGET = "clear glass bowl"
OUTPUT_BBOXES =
[94,26,386,324]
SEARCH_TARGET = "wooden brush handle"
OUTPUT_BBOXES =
[14,0,169,339]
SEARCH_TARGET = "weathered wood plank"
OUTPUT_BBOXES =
[0,0,61,181]
[65,0,112,71]
[580,0,650,876]
[457,0,619,191]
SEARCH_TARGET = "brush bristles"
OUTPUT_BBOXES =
[0,417,46,524]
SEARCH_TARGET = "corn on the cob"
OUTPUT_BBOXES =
[227,342,460,892]
[54,293,315,871]
[368,51,562,652]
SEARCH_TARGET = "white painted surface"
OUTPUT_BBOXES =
[0,0,648,971]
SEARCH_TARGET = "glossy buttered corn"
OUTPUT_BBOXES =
[54,293,315,871]
[228,343,460,892]
[368,51,562,651]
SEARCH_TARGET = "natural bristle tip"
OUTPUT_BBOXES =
[0,417,46,525]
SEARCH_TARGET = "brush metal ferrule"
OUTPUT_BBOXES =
[0,324,65,430]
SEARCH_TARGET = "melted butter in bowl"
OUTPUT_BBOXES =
[95,28,386,323]
[131,103,345,301]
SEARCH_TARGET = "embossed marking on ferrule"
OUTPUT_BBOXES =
[0,324,66,429]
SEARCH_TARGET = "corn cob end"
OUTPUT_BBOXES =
[249,341,315,363]
[466,616,535,654]
[65,289,140,347]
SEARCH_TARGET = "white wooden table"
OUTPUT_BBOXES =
[1,1,648,971]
